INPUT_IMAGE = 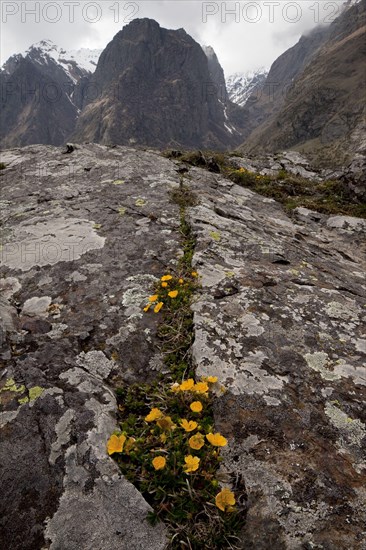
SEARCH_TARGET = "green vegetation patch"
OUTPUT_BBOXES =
[107,179,245,548]
[163,150,366,219]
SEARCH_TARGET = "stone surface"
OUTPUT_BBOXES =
[1,144,365,549]
[0,144,180,550]
[186,166,366,548]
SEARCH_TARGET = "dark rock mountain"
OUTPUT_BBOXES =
[237,24,330,143]
[73,19,242,149]
[202,45,228,103]
[0,40,102,147]
[201,45,248,142]
[241,0,366,166]
[1,5,365,159]
[0,57,78,148]
[0,40,88,147]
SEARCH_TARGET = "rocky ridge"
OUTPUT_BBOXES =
[73,19,243,149]
[241,0,366,165]
[0,144,365,549]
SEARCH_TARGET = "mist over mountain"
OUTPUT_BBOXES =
[1,1,365,167]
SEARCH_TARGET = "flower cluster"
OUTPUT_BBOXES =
[107,375,235,513]
[143,272,199,314]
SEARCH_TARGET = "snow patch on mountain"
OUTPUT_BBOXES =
[226,70,268,107]
[2,39,102,79]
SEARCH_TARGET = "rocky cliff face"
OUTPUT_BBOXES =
[202,45,228,103]
[0,40,98,148]
[241,0,366,166]
[73,19,242,149]
[1,144,365,548]
[0,57,78,147]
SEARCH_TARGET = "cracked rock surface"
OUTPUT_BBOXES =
[0,144,181,550]
[187,167,366,549]
[1,144,365,549]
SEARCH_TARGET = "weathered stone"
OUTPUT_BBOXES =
[1,144,365,549]
[0,144,183,550]
[186,164,366,548]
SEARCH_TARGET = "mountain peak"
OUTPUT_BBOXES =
[73,20,242,148]
[32,38,57,48]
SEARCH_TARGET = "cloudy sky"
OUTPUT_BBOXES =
[1,1,345,75]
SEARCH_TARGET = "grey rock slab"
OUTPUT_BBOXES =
[22,296,52,317]
[0,144,183,550]
[1,143,365,549]
[1,216,106,272]
[187,166,366,547]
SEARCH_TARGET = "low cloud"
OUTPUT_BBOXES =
[1,1,343,75]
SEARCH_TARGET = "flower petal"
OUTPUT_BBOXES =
[215,488,236,512]
[206,432,228,447]
[190,401,203,413]
[189,433,205,450]
[152,456,166,470]
[180,419,198,432]
[154,302,164,313]
[107,434,126,455]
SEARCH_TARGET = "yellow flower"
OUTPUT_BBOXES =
[157,416,176,431]
[215,488,236,512]
[190,401,203,413]
[152,456,166,470]
[179,378,195,391]
[180,419,198,432]
[206,433,228,447]
[107,434,126,455]
[191,271,198,277]
[168,290,178,298]
[206,376,218,383]
[145,408,163,422]
[189,433,205,450]
[154,302,163,313]
[193,381,209,394]
[161,282,168,288]
[161,275,173,281]
[160,433,167,443]
[184,455,200,473]
[178,278,184,284]
[149,294,159,302]
[143,303,151,312]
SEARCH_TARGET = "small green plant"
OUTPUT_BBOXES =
[109,377,244,548]
[229,167,261,187]
[169,184,199,208]
[276,168,289,180]
[162,149,366,219]
[0,162,6,170]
